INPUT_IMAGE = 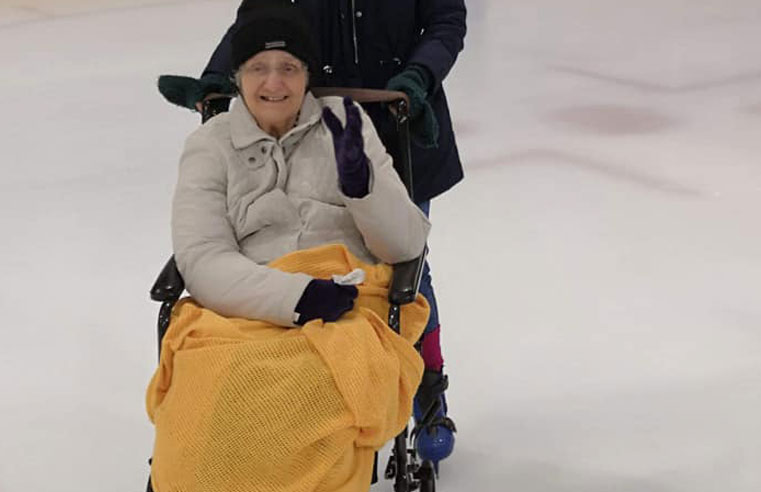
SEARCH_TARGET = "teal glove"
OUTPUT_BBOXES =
[386,65,439,149]
[157,73,236,111]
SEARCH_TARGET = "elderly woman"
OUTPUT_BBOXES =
[147,2,431,491]
[172,1,429,327]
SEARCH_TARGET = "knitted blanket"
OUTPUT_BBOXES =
[146,244,428,492]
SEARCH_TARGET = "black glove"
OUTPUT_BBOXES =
[294,279,358,325]
[322,97,371,198]
[385,65,439,149]
[157,73,236,111]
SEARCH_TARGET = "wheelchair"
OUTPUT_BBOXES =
[146,88,440,492]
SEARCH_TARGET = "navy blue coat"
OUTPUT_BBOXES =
[203,0,467,202]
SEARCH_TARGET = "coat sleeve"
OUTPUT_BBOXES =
[339,103,431,264]
[172,129,312,327]
[407,0,467,88]
[201,24,235,77]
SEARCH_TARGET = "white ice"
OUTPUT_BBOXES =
[1,1,760,491]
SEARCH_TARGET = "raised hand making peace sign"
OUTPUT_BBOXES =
[322,97,370,199]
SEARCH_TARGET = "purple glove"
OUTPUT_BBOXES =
[322,97,370,198]
[294,279,358,325]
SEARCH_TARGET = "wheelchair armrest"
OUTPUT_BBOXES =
[389,247,427,305]
[150,256,185,302]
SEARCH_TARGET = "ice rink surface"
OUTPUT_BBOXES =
[1,0,760,490]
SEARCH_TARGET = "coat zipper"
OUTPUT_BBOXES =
[350,0,359,65]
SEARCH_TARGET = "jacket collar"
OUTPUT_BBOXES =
[230,92,323,150]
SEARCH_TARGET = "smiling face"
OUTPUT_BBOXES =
[237,50,308,137]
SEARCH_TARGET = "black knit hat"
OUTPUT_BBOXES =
[231,0,318,74]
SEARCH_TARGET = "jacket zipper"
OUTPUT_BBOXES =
[350,0,359,65]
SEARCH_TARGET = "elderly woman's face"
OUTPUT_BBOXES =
[238,50,308,137]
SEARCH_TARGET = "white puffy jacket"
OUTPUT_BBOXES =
[172,93,430,326]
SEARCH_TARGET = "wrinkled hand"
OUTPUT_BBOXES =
[322,97,370,198]
[294,279,358,325]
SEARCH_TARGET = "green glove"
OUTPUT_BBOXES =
[157,73,236,111]
[385,65,439,149]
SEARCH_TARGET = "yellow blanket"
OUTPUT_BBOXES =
[146,244,429,492]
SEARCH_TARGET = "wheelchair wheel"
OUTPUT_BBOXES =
[418,461,436,492]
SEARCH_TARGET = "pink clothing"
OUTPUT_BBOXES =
[420,326,444,371]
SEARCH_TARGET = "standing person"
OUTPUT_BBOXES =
[158,0,465,467]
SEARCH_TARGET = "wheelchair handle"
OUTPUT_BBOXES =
[311,87,409,106]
